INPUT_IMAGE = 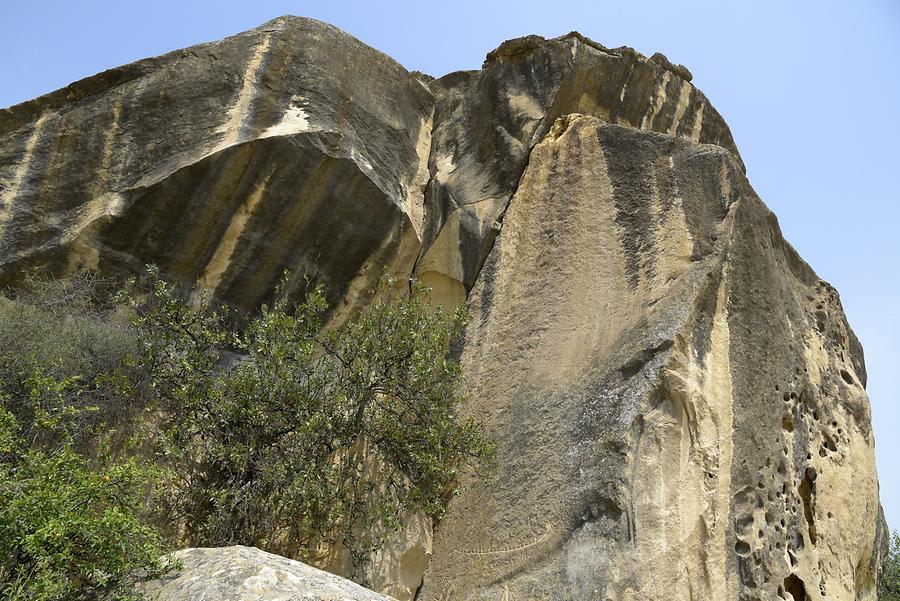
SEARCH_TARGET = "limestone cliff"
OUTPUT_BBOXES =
[0,16,886,601]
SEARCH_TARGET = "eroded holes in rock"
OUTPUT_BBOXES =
[784,574,809,601]
[782,415,794,432]
[735,539,752,556]
[790,391,798,400]
[736,515,754,537]
[783,392,791,403]
[577,493,622,529]
[776,384,780,392]
[815,311,827,332]
[812,410,819,421]
[840,369,855,386]
[799,468,817,545]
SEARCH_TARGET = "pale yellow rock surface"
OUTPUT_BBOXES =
[0,18,886,601]
[417,116,885,600]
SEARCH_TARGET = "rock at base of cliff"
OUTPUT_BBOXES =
[140,546,396,601]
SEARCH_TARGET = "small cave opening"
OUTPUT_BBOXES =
[782,414,794,432]
[798,468,817,544]
[840,369,856,386]
[784,574,809,601]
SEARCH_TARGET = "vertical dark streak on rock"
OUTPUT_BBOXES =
[597,126,657,289]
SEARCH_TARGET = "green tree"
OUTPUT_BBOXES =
[0,380,169,601]
[0,274,169,600]
[881,530,900,600]
[0,266,492,595]
[122,269,493,564]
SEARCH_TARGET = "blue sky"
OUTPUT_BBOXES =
[2,0,898,528]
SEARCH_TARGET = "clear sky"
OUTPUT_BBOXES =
[1,0,898,528]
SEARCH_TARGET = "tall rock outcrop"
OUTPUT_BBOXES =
[0,16,887,601]
[419,114,885,600]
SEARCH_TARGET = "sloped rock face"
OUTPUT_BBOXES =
[418,115,884,600]
[0,16,433,314]
[417,31,741,307]
[0,16,886,601]
[141,546,395,600]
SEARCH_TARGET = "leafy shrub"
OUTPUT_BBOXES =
[0,383,168,600]
[0,275,168,600]
[123,269,493,563]
[0,273,140,447]
[0,266,492,594]
[882,530,900,600]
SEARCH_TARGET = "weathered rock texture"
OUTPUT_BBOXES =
[0,15,887,601]
[0,16,433,315]
[141,546,395,601]
[419,115,885,600]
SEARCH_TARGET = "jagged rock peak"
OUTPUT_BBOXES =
[486,31,693,82]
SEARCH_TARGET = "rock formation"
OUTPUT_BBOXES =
[0,15,887,601]
[140,546,395,600]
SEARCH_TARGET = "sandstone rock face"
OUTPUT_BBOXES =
[418,115,885,600]
[0,16,886,601]
[418,31,741,308]
[141,546,395,601]
[0,16,433,315]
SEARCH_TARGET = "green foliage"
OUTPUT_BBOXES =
[124,268,493,562]
[0,387,168,600]
[0,273,139,447]
[0,275,168,600]
[881,530,900,600]
[0,265,492,595]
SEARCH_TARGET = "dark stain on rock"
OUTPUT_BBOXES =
[597,126,658,289]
